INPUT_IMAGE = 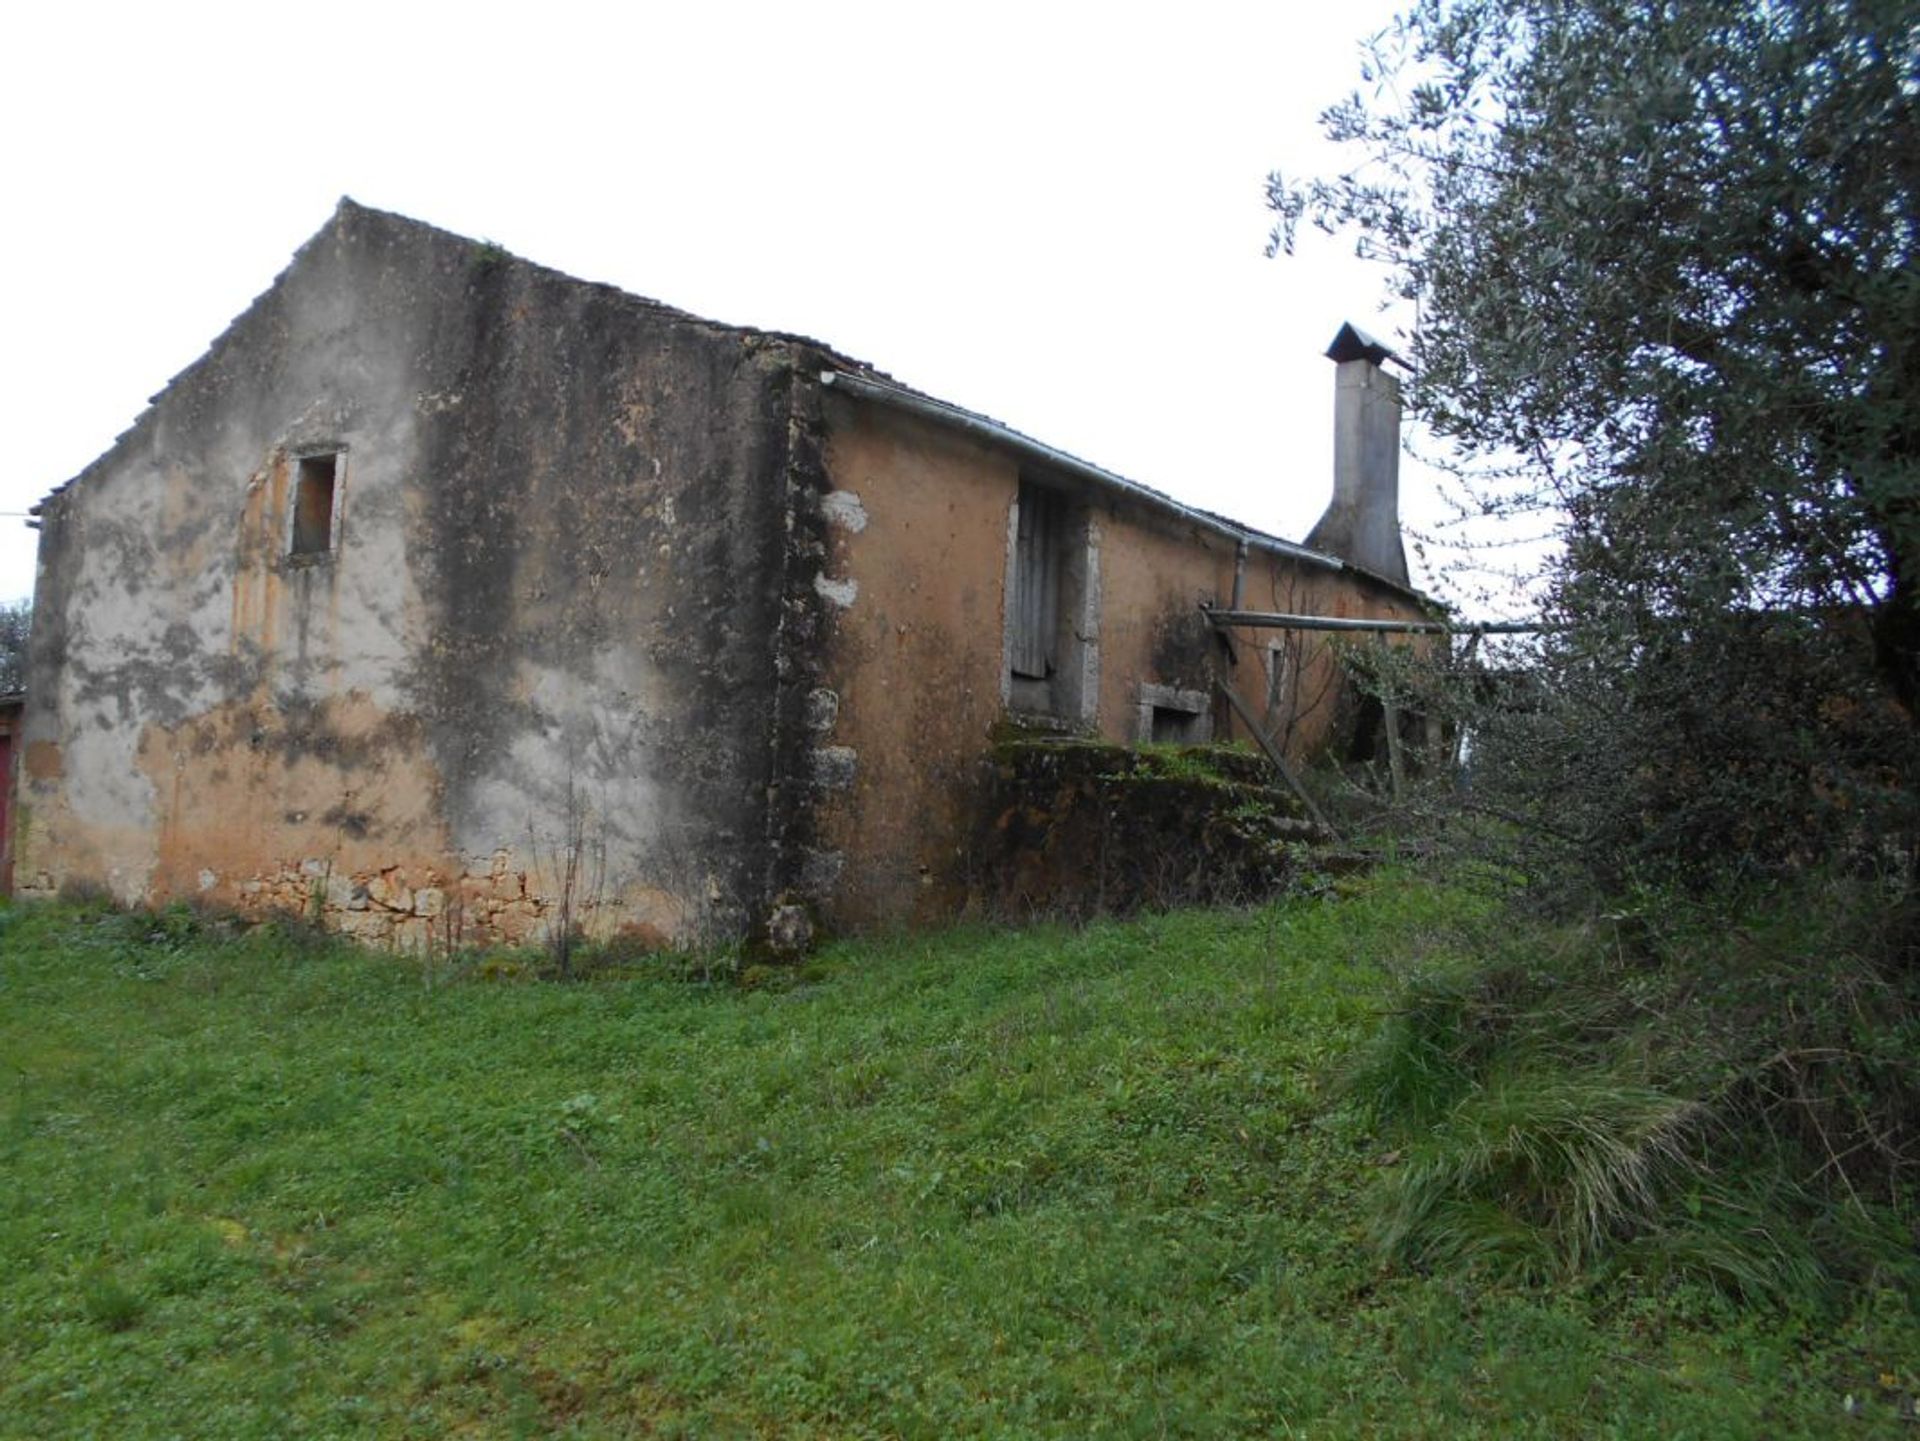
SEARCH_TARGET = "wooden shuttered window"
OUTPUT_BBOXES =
[1011,482,1064,680]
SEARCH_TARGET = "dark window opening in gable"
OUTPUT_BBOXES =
[290,452,339,557]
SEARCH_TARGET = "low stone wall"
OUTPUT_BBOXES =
[964,737,1325,921]
[223,850,547,951]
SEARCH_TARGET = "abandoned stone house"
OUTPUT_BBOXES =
[15,200,1431,947]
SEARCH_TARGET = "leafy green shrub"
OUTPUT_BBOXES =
[1467,617,1920,902]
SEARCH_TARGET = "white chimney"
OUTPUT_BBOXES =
[1305,322,1409,586]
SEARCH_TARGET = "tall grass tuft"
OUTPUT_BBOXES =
[1375,1066,1703,1280]
[78,1270,144,1333]
[1349,871,1920,1302]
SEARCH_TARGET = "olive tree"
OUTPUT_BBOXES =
[1276,0,1920,887]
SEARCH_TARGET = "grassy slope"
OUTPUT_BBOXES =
[0,879,1911,1438]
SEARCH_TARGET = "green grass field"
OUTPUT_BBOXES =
[2,878,1912,1437]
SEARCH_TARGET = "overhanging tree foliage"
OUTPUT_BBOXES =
[0,599,26,694]
[1276,0,1920,886]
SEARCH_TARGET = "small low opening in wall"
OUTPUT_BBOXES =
[1136,682,1212,745]
[290,452,339,556]
[1267,641,1291,715]
[1151,705,1207,744]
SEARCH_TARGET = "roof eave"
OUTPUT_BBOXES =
[818,368,1432,607]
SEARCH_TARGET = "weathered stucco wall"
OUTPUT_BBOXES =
[1230,556,1434,758]
[811,393,1427,932]
[806,398,1019,929]
[20,202,814,948]
[1086,501,1235,738]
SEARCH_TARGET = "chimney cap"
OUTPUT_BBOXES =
[1325,321,1404,368]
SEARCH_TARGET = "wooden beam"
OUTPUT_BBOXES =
[1376,636,1407,804]
[1213,676,1337,837]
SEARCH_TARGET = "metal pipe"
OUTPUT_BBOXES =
[1205,608,1549,635]
[819,369,1353,576]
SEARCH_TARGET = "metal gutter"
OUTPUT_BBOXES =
[819,368,1363,578]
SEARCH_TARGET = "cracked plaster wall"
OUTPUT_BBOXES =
[20,202,809,949]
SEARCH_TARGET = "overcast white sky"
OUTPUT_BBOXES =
[1,0,1493,610]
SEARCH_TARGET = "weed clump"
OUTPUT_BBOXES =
[77,1270,144,1333]
[1349,873,1920,1303]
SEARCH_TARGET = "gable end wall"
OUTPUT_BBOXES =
[19,203,802,949]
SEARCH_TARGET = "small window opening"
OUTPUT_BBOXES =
[291,452,338,556]
[1135,683,1211,744]
[1151,705,1206,744]
[1267,641,1291,715]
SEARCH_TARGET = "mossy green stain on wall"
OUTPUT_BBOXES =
[968,737,1320,918]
